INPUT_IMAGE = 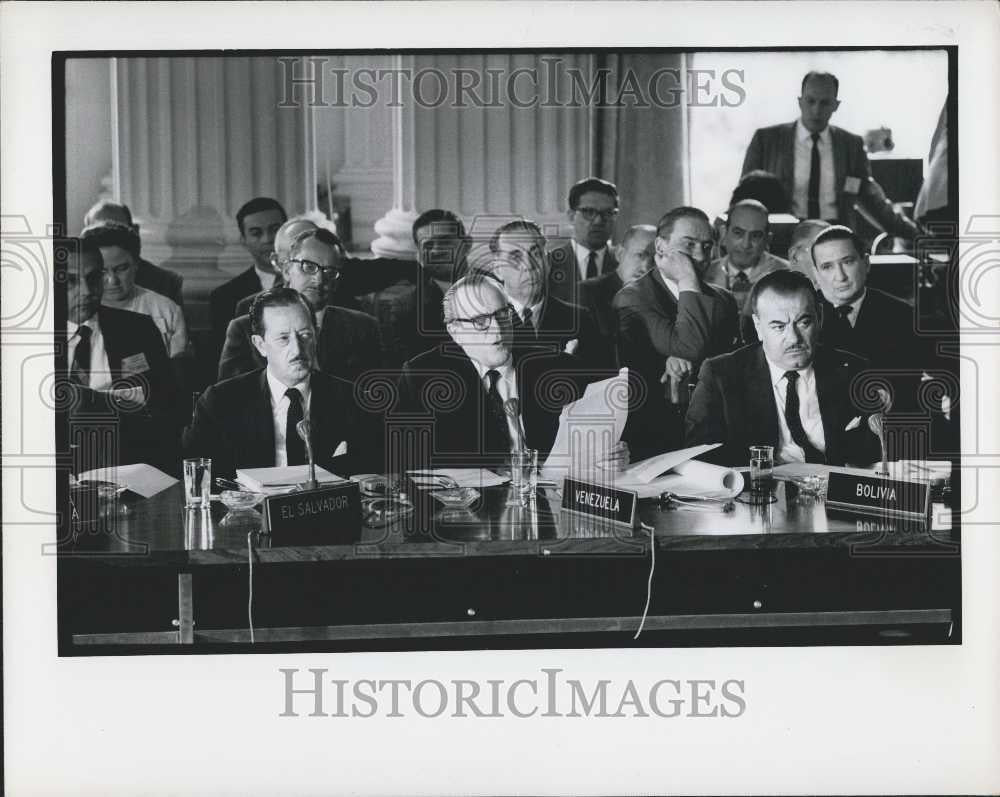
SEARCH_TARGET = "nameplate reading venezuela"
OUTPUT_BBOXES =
[825,470,930,521]
[560,477,638,528]
[264,482,362,545]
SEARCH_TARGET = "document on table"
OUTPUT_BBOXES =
[540,368,629,480]
[236,465,345,493]
[75,463,177,498]
[406,469,509,488]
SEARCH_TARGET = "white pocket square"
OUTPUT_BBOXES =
[564,339,579,355]
[333,441,348,457]
[844,416,862,432]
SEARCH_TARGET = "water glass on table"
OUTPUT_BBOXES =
[748,445,775,501]
[508,449,539,505]
[183,457,212,509]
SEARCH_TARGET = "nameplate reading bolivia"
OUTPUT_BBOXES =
[264,481,362,544]
[825,470,930,520]
[561,477,637,527]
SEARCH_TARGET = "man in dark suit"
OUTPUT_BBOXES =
[394,274,627,471]
[686,270,881,467]
[614,207,740,457]
[83,199,185,307]
[488,219,611,371]
[59,237,178,473]
[741,71,920,239]
[578,223,656,355]
[546,177,620,304]
[209,197,287,353]
[185,288,380,479]
[218,226,382,382]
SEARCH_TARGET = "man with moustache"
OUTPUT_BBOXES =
[394,274,627,470]
[489,219,611,371]
[218,225,382,382]
[742,71,920,239]
[614,206,740,456]
[547,178,620,304]
[685,269,880,467]
[185,288,378,479]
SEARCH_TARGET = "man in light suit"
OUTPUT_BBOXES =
[394,274,627,471]
[209,197,287,354]
[546,177,620,304]
[185,288,380,479]
[488,219,611,371]
[685,269,881,467]
[741,71,920,239]
[614,206,740,457]
[218,226,381,382]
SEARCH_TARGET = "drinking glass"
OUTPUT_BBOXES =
[183,458,212,509]
[508,449,538,506]
[748,446,775,500]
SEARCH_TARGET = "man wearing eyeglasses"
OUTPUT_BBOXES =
[217,225,382,382]
[394,273,627,470]
[489,219,611,371]
[59,237,177,472]
[547,177,620,305]
[614,206,740,458]
[80,222,189,359]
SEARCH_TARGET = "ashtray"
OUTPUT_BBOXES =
[430,487,480,509]
[790,475,827,498]
[218,490,265,512]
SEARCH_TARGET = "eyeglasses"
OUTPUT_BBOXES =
[450,304,515,331]
[575,207,619,222]
[288,259,341,278]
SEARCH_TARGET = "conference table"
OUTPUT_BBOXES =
[57,472,959,653]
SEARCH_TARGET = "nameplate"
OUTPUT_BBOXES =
[263,482,362,545]
[560,477,638,529]
[825,470,930,521]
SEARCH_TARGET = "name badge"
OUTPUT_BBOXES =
[560,477,638,529]
[843,176,862,195]
[825,470,930,521]
[120,352,150,376]
[263,481,362,545]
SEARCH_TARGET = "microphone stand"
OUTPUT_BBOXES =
[296,419,319,491]
[868,413,889,477]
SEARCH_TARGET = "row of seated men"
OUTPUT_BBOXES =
[62,209,944,482]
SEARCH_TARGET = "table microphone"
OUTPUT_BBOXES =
[503,398,527,451]
[868,413,888,477]
[296,419,319,490]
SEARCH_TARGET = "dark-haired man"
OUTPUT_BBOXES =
[83,199,184,306]
[741,71,920,239]
[185,288,379,478]
[547,177,620,304]
[686,269,880,467]
[218,227,382,382]
[209,197,287,352]
[614,206,740,456]
[81,222,188,359]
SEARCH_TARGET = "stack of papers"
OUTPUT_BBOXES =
[236,465,344,493]
[76,463,177,498]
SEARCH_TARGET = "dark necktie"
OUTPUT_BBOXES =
[783,371,824,464]
[285,387,306,465]
[520,306,534,335]
[836,303,853,327]
[731,270,751,314]
[807,132,821,220]
[71,325,92,386]
[484,369,511,453]
[586,250,598,280]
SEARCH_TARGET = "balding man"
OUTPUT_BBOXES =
[83,199,184,306]
[786,219,831,286]
[742,71,920,240]
[394,273,626,470]
[704,199,790,317]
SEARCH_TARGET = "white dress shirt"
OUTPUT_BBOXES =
[255,265,278,291]
[764,355,826,464]
[657,269,681,300]
[67,317,112,391]
[509,298,544,335]
[471,356,522,450]
[102,285,188,357]
[792,121,837,221]
[571,240,607,281]
[266,368,312,467]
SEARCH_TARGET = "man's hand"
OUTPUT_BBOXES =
[596,441,631,473]
[660,356,693,384]
[654,243,700,291]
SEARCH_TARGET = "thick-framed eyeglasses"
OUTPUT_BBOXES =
[451,304,515,331]
[575,207,619,222]
[288,259,341,278]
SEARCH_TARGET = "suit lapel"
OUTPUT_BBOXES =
[248,369,276,465]
[745,347,780,448]
[308,372,343,462]
[97,308,122,374]
[813,347,845,464]
[648,270,677,316]
[831,126,847,209]
[780,123,796,184]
